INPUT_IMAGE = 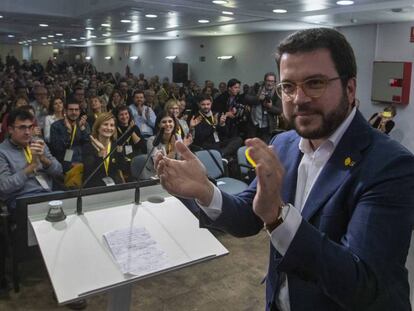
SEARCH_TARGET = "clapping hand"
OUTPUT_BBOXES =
[90,135,107,157]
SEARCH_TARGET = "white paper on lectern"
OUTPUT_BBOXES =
[103,226,170,276]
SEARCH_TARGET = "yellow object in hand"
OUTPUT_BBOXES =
[245,147,257,168]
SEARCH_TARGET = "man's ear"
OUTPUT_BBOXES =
[346,77,357,106]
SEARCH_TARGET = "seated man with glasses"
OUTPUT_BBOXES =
[156,27,414,311]
[0,108,62,211]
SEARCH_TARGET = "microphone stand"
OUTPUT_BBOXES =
[76,126,135,215]
[132,128,165,205]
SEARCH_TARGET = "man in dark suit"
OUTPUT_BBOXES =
[154,28,414,311]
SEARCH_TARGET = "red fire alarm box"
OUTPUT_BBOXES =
[371,61,412,105]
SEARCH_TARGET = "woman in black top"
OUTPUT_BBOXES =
[114,105,146,181]
[82,112,126,188]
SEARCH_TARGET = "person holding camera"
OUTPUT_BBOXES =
[246,72,284,143]
[213,78,248,140]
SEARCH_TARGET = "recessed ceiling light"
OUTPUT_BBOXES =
[90,35,97,38]
[273,9,287,13]
[60,40,65,43]
[217,55,234,60]
[80,37,86,40]
[71,38,77,41]
[145,14,158,18]
[47,42,52,45]
[27,40,32,42]
[85,56,92,60]
[48,35,54,38]
[165,55,177,60]
[42,43,46,45]
[8,34,15,38]
[85,27,94,30]
[0,15,3,19]
[198,19,210,23]
[32,39,37,42]
[101,23,111,27]
[56,33,63,36]
[39,23,48,27]
[105,56,112,60]
[121,19,131,23]
[129,56,139,60]
[336,0,354,5]
[168,12,176,16]
[127,30,138,33]
[41,36,47,40]
[222,11,234,15]
[212,0,228,4]
[146,27,155,30]
[167,24,179,28]
[102,33,111,37]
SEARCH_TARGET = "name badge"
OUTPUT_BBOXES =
[213,131,220,143]
[102,176,115,186]
[64,149,74,162]
[124,145,133,155]
[35,173,51,191]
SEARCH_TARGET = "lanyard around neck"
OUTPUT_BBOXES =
[103,142,111,176]
[23,146,32,163]
[70,124,77,148]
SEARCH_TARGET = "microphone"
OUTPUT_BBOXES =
[152,127,165,147]
[76,126,135,215]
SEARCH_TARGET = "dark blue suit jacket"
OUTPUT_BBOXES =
[194,110,414,310]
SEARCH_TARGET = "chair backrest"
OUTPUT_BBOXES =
[194,149,224,179]
[130,154,148,180]
[237,145,251,175]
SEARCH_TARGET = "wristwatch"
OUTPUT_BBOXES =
[264,203,291,233]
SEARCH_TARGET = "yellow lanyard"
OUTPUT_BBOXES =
[23,146,32,164]
[103,142,111,176]
[176,124,182,137]
[70,124,77,148]
[199,112,216,128]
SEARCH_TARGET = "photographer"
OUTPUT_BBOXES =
[213,78,248,139]
[247,72,284,143]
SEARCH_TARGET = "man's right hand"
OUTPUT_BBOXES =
[155,141,214,206]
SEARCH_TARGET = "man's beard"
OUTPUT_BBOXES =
[289,92,350,140]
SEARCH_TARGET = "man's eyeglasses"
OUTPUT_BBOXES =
[14,124,34,131]
[276,76,342,100]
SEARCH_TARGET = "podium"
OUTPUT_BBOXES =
[26,183,228,310]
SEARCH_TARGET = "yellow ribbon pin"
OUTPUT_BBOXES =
[344,157,355,167]
[245,147,257,168]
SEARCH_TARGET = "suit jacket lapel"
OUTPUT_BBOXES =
[301,111,371,221]
[277,135,303,205]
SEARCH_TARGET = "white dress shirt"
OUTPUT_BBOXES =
[197,107,357,311]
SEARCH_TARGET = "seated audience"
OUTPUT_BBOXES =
[49,101,90,173]
[82,112,126,188]
[0,108,62,210]
[87,95,105,128]
[165,98,192,140]
[142,111,192,179]
[44,97,64,143]
[128,90,156,139]
[114,105,146,181]
[0,95,29,142]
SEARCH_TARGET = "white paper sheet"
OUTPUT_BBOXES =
[103,227,170,276]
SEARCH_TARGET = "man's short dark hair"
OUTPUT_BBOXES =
[65,101,80,109]
[275,28,357,87]
[133,90,145,97]
[264,72,276,81]
[7,107,34,126]
[197,93,213,104]
[227,78,241,88]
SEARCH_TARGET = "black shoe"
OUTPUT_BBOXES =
[66,299,87,310]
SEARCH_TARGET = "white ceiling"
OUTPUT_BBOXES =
[0,0,413,47]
